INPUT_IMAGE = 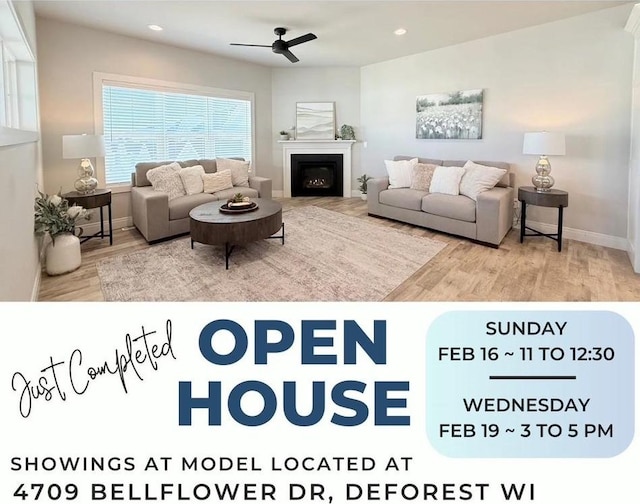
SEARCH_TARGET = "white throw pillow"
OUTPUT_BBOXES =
[459,161,508,201]
[216,158,250,187]
[429,166,466,196]
[179,165,205,195]
[146,162,185,201]
[384,158,418,189]
[203,169,233,194]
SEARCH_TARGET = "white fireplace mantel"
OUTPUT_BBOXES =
[279,140,356,198]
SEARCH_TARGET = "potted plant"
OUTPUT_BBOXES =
[279,130,290,140]
[357,174,373,200]
[34,190,90,275]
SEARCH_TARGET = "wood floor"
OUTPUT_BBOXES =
[38,197,640,301]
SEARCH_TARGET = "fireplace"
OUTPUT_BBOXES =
[280,139,355,198]
[291,154,343,197]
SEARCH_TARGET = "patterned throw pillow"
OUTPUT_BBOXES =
[410,163,437,191]
[146,162,185,200]
[203,169,234,194]
[179,165,205,195]
[216,158,250,187]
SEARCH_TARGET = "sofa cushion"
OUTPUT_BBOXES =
[379,188,427,211]
[422,193,476,222]
[216,158,251,187]
[179,159,200,168]
[410,163,437,191]
[203,170,233,193]
[385,158,418,189]
[443,160,511,187]
[198,159,218,174]
[395,155,443,166]
[429,165,466,195]
[169,192,217,220]
[179,165,205,195]
[146,162,186,201]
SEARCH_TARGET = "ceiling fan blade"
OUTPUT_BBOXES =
[286,33,317,47]
[230,43,272,47]
[282,50,299,63]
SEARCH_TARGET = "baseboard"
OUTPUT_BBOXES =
[516,220,627,251]
[30,267,41,302]
[272,190,284,198]
[81,216,132,236]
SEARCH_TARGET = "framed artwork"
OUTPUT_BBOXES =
[416,89,483,139]
[296,102,335,140]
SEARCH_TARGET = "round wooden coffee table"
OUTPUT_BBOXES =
[189,198,284,269]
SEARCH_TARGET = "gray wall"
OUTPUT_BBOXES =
[360,5,634,241]
[36,16,273,227]
[271,67,361,193]
[0,0,42,301]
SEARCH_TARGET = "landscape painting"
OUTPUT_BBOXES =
[296,102,335,140]
[416,89,483,140]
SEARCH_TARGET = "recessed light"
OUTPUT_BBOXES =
[148,24,164,32]
[394,28,407,36]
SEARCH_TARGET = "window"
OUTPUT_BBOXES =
[99,77,253,186]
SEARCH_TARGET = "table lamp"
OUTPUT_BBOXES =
[523,131,565,192]
[62,134,105,194]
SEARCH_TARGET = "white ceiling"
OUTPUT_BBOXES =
[33,1,630,67]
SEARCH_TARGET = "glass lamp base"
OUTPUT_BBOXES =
[74,177,98,194]
[74,158,98,194]
[532,155,554,192]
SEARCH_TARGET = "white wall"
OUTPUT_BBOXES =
[360,5,634,243]
[36,17,273,226]
[271,67,361,193]
[626,5,640,272]
[0,0,43,301]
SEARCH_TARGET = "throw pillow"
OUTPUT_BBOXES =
[384,158,418,189]
[216,158,250,187]
[459,161,508,201]
[146,162,185,201]
[410,163,438,191]
[179,165,205,195]
[203,169,233,194]
[429,166,466,196]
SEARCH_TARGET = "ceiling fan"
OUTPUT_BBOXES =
[230,27,317,63]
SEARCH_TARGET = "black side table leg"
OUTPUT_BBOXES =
[108,202,113,246]
[520,201,526,243]
[99,206,105,239]
[558,206,564,252]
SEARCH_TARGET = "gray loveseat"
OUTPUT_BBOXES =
[367,156,514,247]
[131,159,272,242]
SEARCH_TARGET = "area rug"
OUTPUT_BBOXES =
[96,206,446,301]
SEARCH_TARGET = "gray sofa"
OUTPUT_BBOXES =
[131,159,272,242]
[367,156,514,247]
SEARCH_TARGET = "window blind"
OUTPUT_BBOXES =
[102,85,252,185]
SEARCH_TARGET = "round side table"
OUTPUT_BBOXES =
[62,189,113,245]
[518,186,568,252]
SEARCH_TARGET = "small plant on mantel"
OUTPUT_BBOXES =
[357,174,373,200]
[279,130,290,140]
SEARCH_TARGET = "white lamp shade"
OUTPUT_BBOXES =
[62,134,105,159]
[523,132,566,156]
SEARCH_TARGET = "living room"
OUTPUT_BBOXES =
[1,0,639,302]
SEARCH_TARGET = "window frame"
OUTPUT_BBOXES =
[0,0,38,147]
[93,72,256,193]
